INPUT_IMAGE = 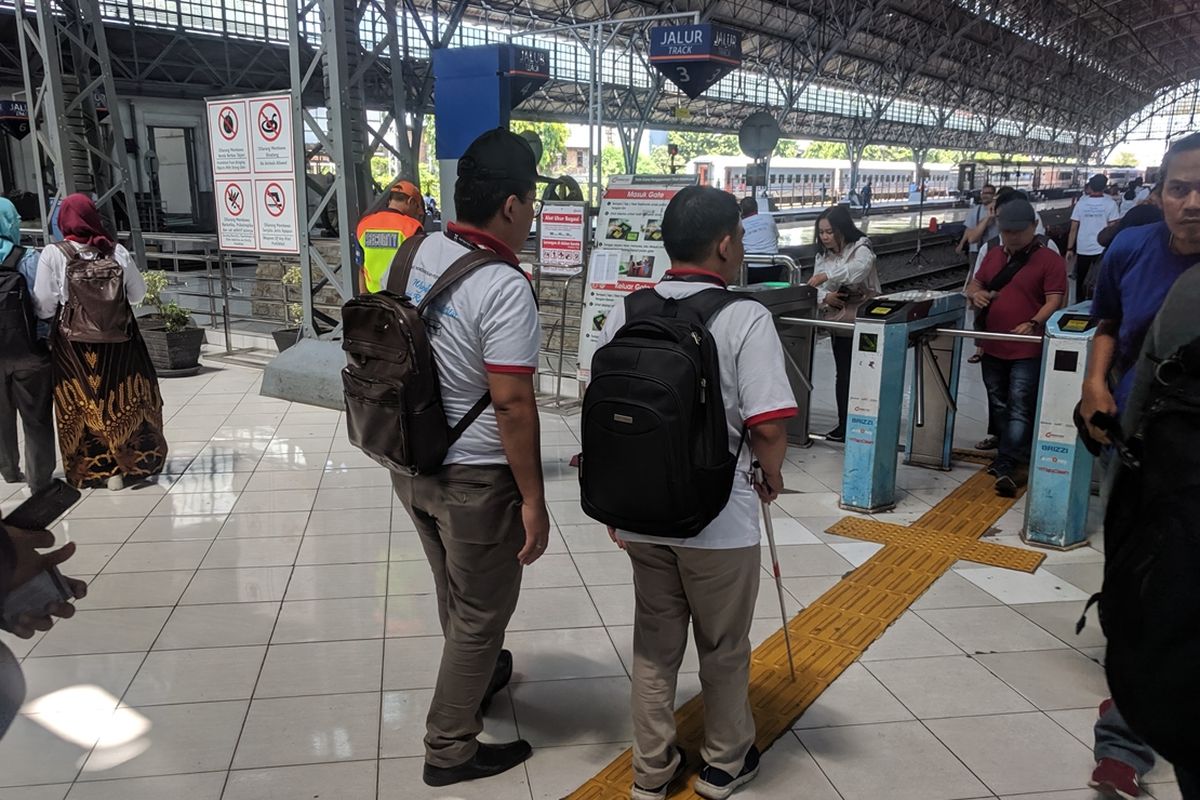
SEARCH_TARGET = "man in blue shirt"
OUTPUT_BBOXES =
[1081,131,1200,799]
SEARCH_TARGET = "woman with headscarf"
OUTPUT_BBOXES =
[32,193,167,490]
[0,198,56,492]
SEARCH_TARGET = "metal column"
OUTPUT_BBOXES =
[288,0,368,338]
[16,0,145,262]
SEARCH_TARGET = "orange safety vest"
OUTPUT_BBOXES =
[356,209,423,293]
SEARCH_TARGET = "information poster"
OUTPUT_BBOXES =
[537,201,587,277]
[575,174,698,381]
[207,92,300,254]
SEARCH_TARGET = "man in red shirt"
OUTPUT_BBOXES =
[966,198,1067,496]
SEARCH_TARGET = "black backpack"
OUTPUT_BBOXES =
[1087,336,1200,773]
[341,235,525,476]
[0,245,36,355]
[579,287,750,537]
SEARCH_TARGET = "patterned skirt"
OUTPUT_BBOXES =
[50,324,168,488]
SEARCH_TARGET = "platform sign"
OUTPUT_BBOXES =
[649,24,742,99]
[0,100,29,139]
[538,202,587,277]
[576,174,698,381]
[207,91,299,254]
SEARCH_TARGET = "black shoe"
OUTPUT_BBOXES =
[985,460,1000,476]
[480,649,513,715]
[994,474,1019,497]
[422,740,532,787]
[824,426,846,443]
[695,745,761,799]
[631,746,687,800]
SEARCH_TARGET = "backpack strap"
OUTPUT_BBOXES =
[0,245,25,270]
[624,286,750,328]
[382,233,427,296]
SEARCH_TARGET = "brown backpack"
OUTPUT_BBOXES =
[340,235,528,475]
[55,242,132,344]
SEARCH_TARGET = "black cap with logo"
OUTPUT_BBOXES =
[457,128,551,184]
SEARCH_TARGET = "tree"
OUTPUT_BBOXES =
[1112,150,1139,167]
[510,120,570,169]
[600,145,628,183]
[667,130,741,162]
[774,139,799,158]
[802,141,848,159]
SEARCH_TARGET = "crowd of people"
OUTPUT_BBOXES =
[0,126,1196,800]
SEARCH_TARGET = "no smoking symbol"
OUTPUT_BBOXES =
[218,106,238,141]
[263,183,286,217]
[224,184,244,216]
[258,102,282,142]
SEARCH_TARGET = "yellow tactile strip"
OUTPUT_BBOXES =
[566,469,1034,800]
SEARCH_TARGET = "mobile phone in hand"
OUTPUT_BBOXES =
[2,567,73,629]
[4,480,81,531]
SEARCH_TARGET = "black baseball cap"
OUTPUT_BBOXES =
[457,128,551,184]
[997,197,1038,231]
[1087,174,1108,193]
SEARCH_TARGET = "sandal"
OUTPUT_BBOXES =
[968,353,983,364]
[975,436,999,451]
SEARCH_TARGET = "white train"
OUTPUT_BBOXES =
[687,155,956,203]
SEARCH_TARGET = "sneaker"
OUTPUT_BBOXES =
[994,474,1019,497]
[480,649,513,715]
[694,745,760,800]
[423,740,532,787]
[975,435,999,451]
[631,747,687,800]
[824,426,846,443]
[1089,757,1142,799]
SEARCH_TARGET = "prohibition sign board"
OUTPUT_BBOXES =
[224,183,245,216]
[263,182,286,217]
[257,102,282,142]
[215,179,256,248]
[217,105,238,140]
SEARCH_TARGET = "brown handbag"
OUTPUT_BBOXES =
[55,242,133,344]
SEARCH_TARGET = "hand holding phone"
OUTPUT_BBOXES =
[0,528,87,638]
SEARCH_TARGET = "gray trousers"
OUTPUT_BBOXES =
[391,464,525,768]
[0,351,56,492]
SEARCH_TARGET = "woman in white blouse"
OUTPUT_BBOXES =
[33,193,166,491]
[808,206,880,442]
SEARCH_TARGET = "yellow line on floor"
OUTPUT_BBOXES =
[565,470,1042,799]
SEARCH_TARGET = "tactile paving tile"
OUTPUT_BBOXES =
[566,468,1034,799]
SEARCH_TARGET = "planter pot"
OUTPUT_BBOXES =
[273,327,302,352]
[141,325,206,376]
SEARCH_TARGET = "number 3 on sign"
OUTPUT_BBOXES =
[676,66,690,82]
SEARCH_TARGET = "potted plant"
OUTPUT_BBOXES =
[273,265,303,352]
[139,271,206,376]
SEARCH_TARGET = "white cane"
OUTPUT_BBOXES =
[754,461,796,682]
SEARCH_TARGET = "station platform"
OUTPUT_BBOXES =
[0,344,1174,800]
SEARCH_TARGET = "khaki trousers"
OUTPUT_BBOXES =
[626,542,760,787]
[391,463,525,767]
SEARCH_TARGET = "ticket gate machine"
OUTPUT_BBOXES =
[731,283,819,445]
[1024,303,1097,549]
[841,290,967,512]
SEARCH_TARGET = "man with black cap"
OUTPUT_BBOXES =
[1067,174,1120,301]
[379,128,549,787]
[967,197,1067,496]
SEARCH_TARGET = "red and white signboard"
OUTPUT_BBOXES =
[537,201,587,277]
[254,178,299,253]
[207,91,299,254]
[214,179,256,248]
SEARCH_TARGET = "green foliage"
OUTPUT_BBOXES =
[637,147,676,175]
[1112,150,1139,167]
[286,302,304,325]
[601,145,628,183]
[802,141,849,159]
[281,265,302,288]
[139,270,192,331]
[774,139,799,158]
[510,120,570,169]
[667,130,741,162]
[141,270,168,308]
[157,300,192,334]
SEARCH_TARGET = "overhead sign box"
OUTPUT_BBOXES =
[0,100,29,139]
[649,24,742,100]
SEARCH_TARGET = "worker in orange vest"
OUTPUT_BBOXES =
[356,179,425,293]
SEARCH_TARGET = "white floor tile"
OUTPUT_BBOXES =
[64,771,225,799]
[309,507,392,535]
[180,566,293,605]
[124,646,265,705]
[102,540,211,574]
[150,491,240,518]
[127,515,225,542]
[379,688,519,758]
[52,516,141,545]
[505,627,626,683]
[32,608,172,657]
[865,654,1037,718]
[255,639,383,698]
[228,489,316,515]
[79,700,248,780]
[508,586,603,631]
[241,469,324,492]
[200,536,301,569]
[382,636,444,691]
[21,652,144,713]
[154,602,279,650]
[524,742,629,800]
[859,611,962,661]
[974,649,1110,711]
[955,566,1092,604]
[288,562,388,601]
[917,606,1070,654]
[224,761,378,800]
[510,676,634,747]
[296,532,390,566]
[218,511,310,539]
[793,662,914,729]
[273,596,387,643]
[232,692,380,769]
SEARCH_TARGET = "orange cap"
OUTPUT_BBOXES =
[388,179,421,199]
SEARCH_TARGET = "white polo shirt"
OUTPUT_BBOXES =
[593,271,797,549]
[380,225,540,466]
[1071,194,1120,256]
[741,212,780,254]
